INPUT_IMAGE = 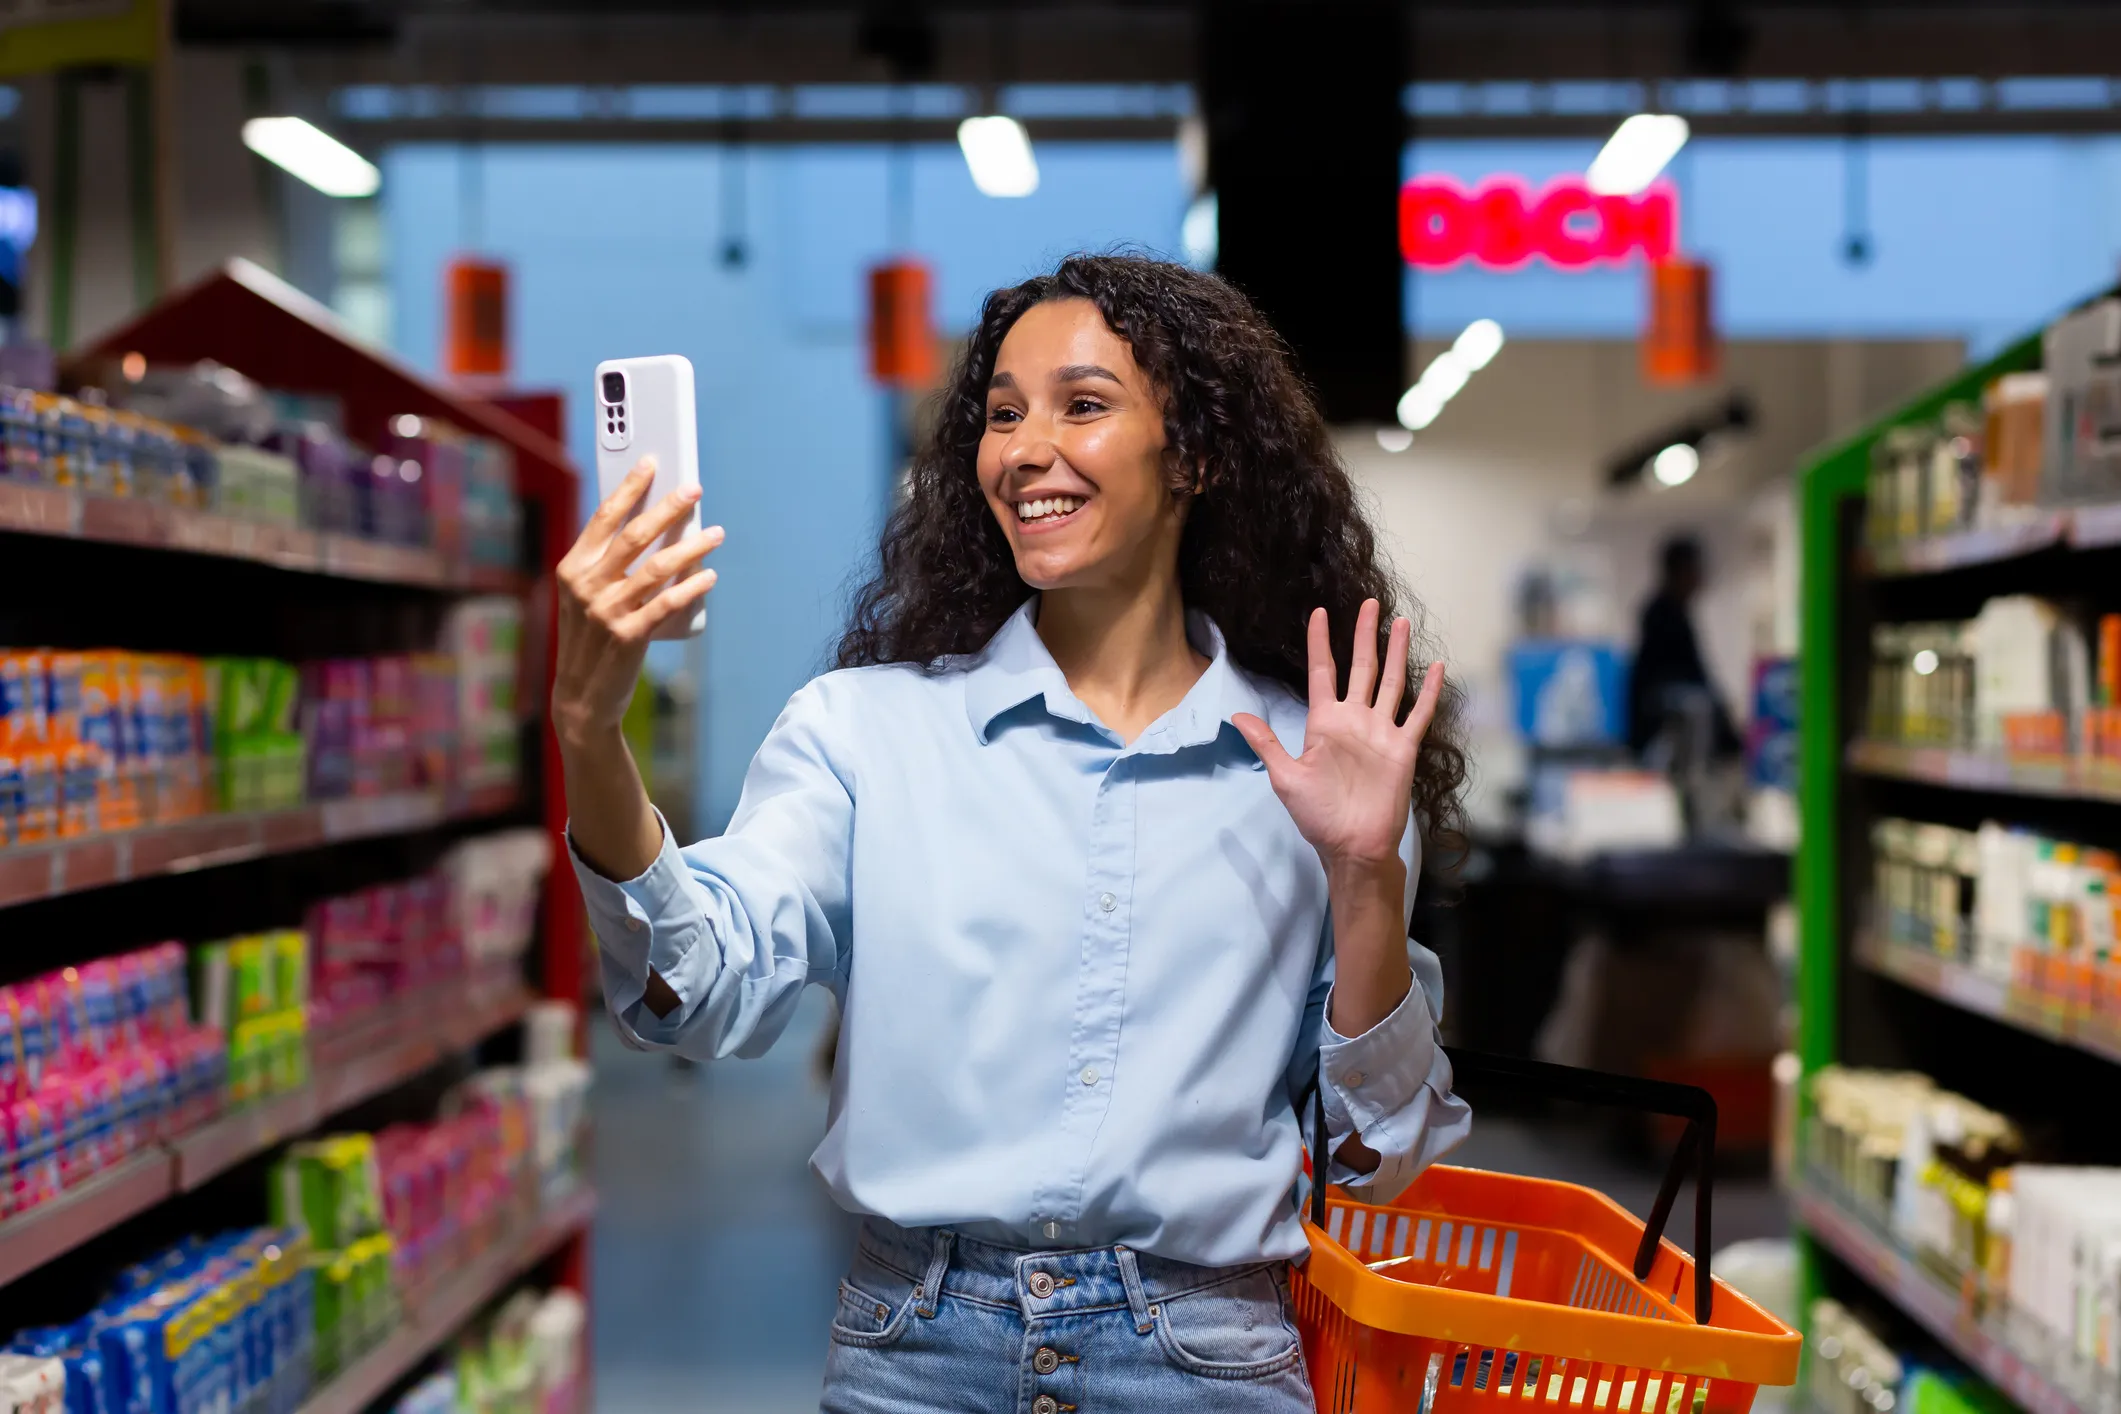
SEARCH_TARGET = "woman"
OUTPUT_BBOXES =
[555,254,1471,1412]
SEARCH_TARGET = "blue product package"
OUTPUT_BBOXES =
[98,1308,164,1414]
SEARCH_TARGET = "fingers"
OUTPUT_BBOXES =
[613,567,718,642]
[1305,608,1336,712]
[1346,598,1381,706]
[1231,713,1295,781]
[562,460,656,576]
[630,524,727,597]
[1401,660,1447,746]
[1375,615,1411,720]
[597,481,701,577]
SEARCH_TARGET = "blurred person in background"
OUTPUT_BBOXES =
[552,254,1470,1413]
[1626,533,1740,764]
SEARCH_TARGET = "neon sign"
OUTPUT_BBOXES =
[1400,176,1676,271]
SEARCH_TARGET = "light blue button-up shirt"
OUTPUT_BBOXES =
[573,599,1469,1267]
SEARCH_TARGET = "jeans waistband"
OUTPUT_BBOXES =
[855,1216,1283,1325]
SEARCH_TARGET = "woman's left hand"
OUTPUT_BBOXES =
[1233,600,1446,872]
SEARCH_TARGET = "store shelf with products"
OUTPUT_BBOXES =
[0,480,528,594]
[0,784,522,912]
[295,1188,596,1414]
[1845,739,2121,804]
[1790,1181,2103,1414]
[1795,291,2121,1414]
[1852,931,2121,1069]
[0,254,591,1410]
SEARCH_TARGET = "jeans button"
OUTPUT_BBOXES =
[1034,1398,1060,1414]
[1034,1347,1061,1375]
[1028,1271,1056,1299]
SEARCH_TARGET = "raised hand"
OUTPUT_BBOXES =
[552,459,725,750]
[1232,600,1446,872]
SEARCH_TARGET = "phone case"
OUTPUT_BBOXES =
[595,354,704,640]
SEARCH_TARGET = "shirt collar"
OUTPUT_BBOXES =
[963,597,1273,763]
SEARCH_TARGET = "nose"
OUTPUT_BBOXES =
[999,408,1056,478]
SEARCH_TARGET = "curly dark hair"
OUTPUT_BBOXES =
[837,252,1468,870]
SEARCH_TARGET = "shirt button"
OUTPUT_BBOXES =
[1034,1397,1060,1414]
[1080,1066,1099,1087]
[625,917,644,933]
[1097,892,1116,912]
[1028,1271,1056,1299]
[1034,1346,1061,1375]
[1042,1221,1059,1240]
[1343,1069,1366,1087]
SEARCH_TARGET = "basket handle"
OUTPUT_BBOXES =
[1301,1047,1719,1324]
[1443,1047,1718,1324]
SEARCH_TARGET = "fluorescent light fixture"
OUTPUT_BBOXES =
[1375,427,1414,454]
[1395,319,1505,432]
[242,117,380,198]
[1650,442,1700,487]
[1181,191,1219,271]
[1586,113,1689,196]
[1452,318,1505,372]
[957,115,1039,197]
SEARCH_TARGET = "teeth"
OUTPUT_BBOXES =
[1016,496,1085,522]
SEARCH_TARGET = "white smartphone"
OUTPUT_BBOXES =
[594,354,705,640]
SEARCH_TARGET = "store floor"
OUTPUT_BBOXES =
[589,998,1785,1413]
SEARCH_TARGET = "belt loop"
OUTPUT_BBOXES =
[915,1230,954,1319]
[1115,1245,1154,1334]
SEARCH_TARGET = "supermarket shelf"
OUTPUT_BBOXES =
[0,480,529,594]
[0,973,534,1291]
[0,783,523,913]
[1862,501,2121,578]
[1789,1179,2119,1414]
[1864,512,2069,576]
[1855,932,2121,1068]
[1845,739,2121,803]
[0,1151,175,1291]
[294,1187,597,1414]
[171,974,535,1190]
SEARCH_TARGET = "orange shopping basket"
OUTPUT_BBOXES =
[1293,1049,1800,1414]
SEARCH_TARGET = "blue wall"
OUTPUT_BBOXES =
[385,130,2121,827]
[385,141,1186,828]
[1405,134,2121,356]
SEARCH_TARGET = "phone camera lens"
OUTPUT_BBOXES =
[601,371,626,404]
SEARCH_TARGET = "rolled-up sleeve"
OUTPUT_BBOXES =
[568,678,854,1062]
[1293,815,1471,1201]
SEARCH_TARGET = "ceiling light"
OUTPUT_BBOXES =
[241,117,380,198]
[1375,427,1414,453]
[1911,649,1940,677]
[1395,318,1505,432]
[1586,113,1689,197]
[1649,442,1701,487]
[957,115,1039,197]
[1452,318,1505,372]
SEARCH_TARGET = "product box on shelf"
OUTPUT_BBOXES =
[0,942,223,1217]
[2,1222,318,1414]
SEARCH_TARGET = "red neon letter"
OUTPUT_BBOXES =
[1531,183,1600,268]
[1471,182,1534,269]
[1596,184,1676,263]
[1399,180,1473,266]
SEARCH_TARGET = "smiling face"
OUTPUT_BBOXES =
[979,298,1187,594]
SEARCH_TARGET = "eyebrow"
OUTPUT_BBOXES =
[1056,364,1124,386]
[988,371,1017,391]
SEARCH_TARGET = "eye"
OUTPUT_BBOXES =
[1066,396,1108,416]
[986,405,1021,425]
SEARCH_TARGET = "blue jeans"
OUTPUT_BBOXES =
[820,1218,1314,1414]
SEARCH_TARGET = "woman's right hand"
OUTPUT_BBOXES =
[552,459,725,751]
